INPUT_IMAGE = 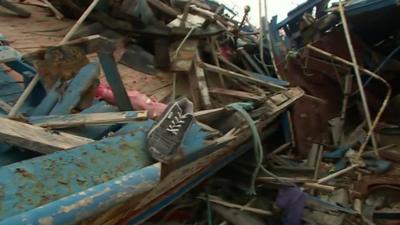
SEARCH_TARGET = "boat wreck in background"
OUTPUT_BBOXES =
[0,0,399,224]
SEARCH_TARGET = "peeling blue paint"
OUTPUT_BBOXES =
[0,120,213,222]
[29,80,62,116]
[50,63,100,115]
[0,121,154,220]
[0,65,22,107]
[0,163,161,225]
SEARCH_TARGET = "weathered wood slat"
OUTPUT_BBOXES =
[193,51,212,108]
[209,88,265,101]
[267,87,304,113]
[198,62,286,90]
[30,111,148,128]
[0,117,93,154]
[210,37,225,87]
[61,101,119,139]
[170,39,198,72]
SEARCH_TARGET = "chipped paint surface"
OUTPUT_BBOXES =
[38,216,53,225]
[0,121,210,224]
[0,163,161,225]
[58,187,111,213]
[0,121,154,221]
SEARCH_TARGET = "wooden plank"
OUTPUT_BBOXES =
[0,4,73,56]
[0,4,170,104]
[193,51,212,108]
[249,87,305,117]
[186,70,201,110]
[170,39,198,72]
[252,87,304,115]
[198,62,286,90]
[30,111,148,128]
[210,37,225,87]
[61,101,119,139]
[150,85,172,102]
[177,13,206,28]
[270,93,289,105]
[0,117,93,154]
[264,87,305,115]
[209,88,265,101]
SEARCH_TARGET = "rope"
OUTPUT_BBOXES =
[227,102,286,195]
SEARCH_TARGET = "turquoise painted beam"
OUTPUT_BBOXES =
[0,121,154,220]
[0,65,22,109]
[50,63,100,115]
[29,80,62,116]
[0,120,215,222]
[0,163,161,225]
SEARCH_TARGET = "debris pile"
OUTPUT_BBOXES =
[147,1,400,225]
[0,0,399,225]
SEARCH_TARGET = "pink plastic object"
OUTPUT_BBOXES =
[95,83,167,118]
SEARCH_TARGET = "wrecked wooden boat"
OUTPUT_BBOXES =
[0,43,303,224]
[0,1,304,224]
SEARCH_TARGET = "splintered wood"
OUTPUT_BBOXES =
[30,111,148,128]
[0,117,93,154]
